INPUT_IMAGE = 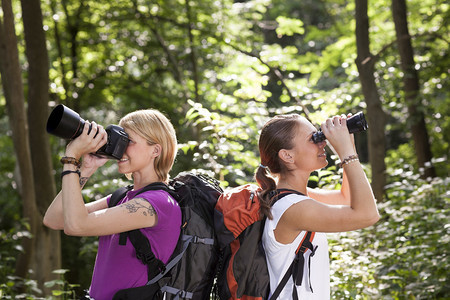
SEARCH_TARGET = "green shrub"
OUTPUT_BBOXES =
[329,175,449,299]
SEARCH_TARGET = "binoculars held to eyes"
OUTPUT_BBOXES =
[312,112,368,143]
[46,104,130,160]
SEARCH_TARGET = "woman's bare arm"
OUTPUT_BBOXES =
[43,168,107,230]
[276,161,379,244]
[307,168,351,205]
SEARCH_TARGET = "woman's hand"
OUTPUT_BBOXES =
[65,121,108,160]
[80,153,109,178]
[82,152,109,169]
[345,113,356,149]
[321,114,356,160]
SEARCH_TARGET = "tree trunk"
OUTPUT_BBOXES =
[354,0,386,201]
[21,0,61,295]
[391,0,435,178]
[0,0,38,284]
[185,0,200,102]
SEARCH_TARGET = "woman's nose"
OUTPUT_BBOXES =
[316,140,326,148]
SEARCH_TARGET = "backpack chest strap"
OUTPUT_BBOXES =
[160,286,193,300]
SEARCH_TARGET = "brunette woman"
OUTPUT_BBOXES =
[257,114,380,299]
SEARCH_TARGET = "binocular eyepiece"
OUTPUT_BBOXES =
[312,112,368,143]
[46,104,130,160]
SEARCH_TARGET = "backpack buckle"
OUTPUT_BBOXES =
[193,236,204,244]
[178,290,187,298]
[136,252,153,264]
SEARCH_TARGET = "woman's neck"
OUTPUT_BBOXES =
[277,171,309,195]
[132,172,161,190]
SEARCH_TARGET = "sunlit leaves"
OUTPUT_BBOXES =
[329,175,449,298]
[260,44,301,71]
[275,16,304,37]
[1,0,449,297]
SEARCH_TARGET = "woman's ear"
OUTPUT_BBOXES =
[278,149,294,164]
[152,144,162,158]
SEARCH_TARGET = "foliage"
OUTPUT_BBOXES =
[44,269,80,299]
[0,0,449,297]
[0,220,58,298]
[328,167,449,299]
[0,117,20,230]
[2,160,447,299]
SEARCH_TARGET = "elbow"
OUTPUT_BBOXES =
[63,226,83,236]
[369,213,381,226]
[351,209,380,230]
[43,217,53,229]
[43,214,62,230]
[63,227,82,236]
[63,220,86,236]
[364,210,381,227]
[42,215,51,228]
[63,228,78,236]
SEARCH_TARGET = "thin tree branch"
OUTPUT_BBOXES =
[226,43,313,122]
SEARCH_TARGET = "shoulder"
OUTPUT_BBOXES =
[272,193,311,211]
[135,189,180,215]
[269,194,311,225]
[135,190,181,230]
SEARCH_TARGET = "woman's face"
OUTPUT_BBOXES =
[118,129,157,174]
[288,118,328,172]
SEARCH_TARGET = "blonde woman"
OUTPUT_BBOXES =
[256,114,380,299]
[44,109,181,300]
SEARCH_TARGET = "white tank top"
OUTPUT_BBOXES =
[262,194,330,299]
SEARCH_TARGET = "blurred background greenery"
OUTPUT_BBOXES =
[0,0,448,298]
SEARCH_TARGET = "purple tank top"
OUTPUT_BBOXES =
[89,188,181,300]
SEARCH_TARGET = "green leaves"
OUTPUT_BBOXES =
[275,16,305,37]
[0,0,448,297]
[329,175,449,298]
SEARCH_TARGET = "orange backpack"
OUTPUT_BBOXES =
[214,184,315,300]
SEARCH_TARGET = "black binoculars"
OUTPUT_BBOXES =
[46,104,130,160]
[312,112,368,143]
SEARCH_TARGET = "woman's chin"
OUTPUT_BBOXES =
[117,165,129,174]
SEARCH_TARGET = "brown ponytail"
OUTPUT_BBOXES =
[255,114,301,219]
[256,166,277,219]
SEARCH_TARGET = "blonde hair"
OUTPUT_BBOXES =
[119,109,177,182]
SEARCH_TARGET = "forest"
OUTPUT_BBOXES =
[0,0,448,298]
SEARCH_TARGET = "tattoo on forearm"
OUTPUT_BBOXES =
[125,199,156,217]
[79,177,89,188]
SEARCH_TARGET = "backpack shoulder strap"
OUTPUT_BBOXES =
[136,182,171,196]
[109,185,133,208]
[108,182,172,280]
[127,229,166,280]
[270,188,306,206]
[268,189,314,300]
[109,182,170,245]
[109,182,171,208]
[269,231,315,300]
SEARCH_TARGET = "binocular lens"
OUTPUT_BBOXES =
[312,112,368,143]
[346,112,368,134]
